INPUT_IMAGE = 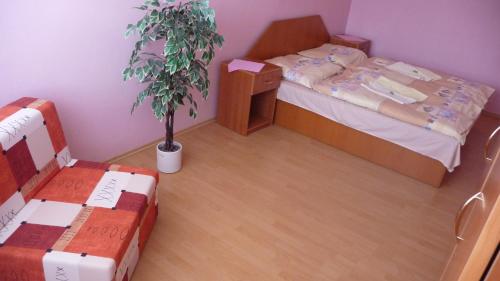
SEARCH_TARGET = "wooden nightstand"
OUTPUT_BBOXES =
[331,34,371,56]
[217,61,282,136]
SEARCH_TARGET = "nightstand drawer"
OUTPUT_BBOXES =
[253,71,281,94]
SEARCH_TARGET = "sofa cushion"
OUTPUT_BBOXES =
[0,98,71,227]
[0,201,137,281]
[0,160,159,281]
[34,160,157,209]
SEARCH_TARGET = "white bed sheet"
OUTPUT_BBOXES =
[277,80,461,171]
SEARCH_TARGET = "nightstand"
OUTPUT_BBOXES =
[217,60,282,136]
[331,34,371,56]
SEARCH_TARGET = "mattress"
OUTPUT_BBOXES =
[277,80,461,171]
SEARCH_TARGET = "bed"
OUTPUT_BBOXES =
[245,16,495,187]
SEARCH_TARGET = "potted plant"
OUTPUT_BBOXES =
[123,0,223,173]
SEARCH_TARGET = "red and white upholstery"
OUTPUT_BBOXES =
[0,97,159,281]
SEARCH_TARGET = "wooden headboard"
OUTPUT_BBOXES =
[246,15,330,61]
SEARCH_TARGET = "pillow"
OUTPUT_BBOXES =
[298,43,367,67]
[265,54,343,88]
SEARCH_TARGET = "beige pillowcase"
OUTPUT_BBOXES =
[265,55,343,88]
[298,43,367,67]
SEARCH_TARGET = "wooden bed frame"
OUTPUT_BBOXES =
[245,15,447,187]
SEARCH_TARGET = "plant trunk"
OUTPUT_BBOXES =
[165,104,175,152]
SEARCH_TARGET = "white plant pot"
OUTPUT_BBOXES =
[157,141,182,173]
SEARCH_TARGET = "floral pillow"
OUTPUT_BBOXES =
[265,54,343,88]
[298,43,367,67]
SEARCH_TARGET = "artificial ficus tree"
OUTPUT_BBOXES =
[123,0,223,152]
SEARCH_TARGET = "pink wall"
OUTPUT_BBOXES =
[346,0,500,114]
[0,0,352,161]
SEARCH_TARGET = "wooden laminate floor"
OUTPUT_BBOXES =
[114,115,499,281]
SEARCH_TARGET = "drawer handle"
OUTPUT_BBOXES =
[263,80,274,84]
[484,126,500,161]
[455,192,484,241]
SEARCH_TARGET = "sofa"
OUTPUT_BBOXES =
[0,97,159,281]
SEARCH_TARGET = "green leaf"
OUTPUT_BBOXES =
[164,40,179,56]
[166,55,178,74]
[150,10,160,23]
[135,66,147,82]
[137,15,150,34]
[124,24,136,38]
[122,67,133,81]
[157,85,168,96]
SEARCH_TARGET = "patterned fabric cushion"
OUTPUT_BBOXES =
[298,43,368,67]
[265,54,344,88]
[1,98,71,231]
[0,98,159,281]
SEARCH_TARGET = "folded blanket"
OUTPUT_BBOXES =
[361,82,416,105]
[374,76,428,102]
[387,62,442,81]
